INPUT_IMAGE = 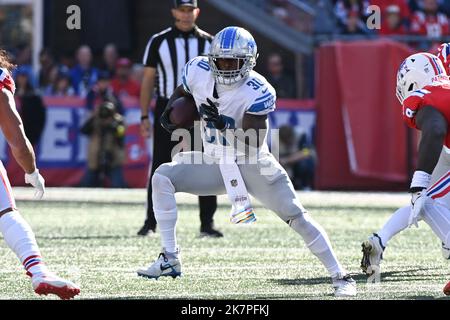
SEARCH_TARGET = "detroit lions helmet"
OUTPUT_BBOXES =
[208,26,258,85]
[396,52,447,104]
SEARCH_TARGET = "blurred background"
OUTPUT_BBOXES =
[0,0,447,190]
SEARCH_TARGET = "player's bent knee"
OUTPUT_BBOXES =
[276,200,307,222]
[153,163,173,182]
[152,171,175,194]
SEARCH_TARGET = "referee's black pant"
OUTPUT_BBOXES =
[144,97,217,229]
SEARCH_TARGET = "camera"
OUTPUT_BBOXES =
[99,102,115,119]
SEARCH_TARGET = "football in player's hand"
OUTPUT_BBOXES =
[169,96,200,129]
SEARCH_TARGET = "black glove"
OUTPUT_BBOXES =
[160,107,177,133]
[199,98,226,130]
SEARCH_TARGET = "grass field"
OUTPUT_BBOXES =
[0,188,449,300]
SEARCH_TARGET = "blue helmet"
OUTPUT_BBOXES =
[208,26,258,85]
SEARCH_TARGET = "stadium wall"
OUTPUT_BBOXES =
[315,39,418,190]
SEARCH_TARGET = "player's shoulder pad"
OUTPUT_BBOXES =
[245,72,276,116]
[403,89,429,109]
[182,56,211,94]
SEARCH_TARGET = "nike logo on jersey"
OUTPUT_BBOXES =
[262,88,268,94]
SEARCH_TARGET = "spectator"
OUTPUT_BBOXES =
[14,68,46,146]
[86,71,124,115]
[44,68,75,97]
[379,5,408,35]
[273,125,316,190]
[270,0,291,25]
[410,0,449,38]
[409,0,421,13]
[11,44,35,87]
[38,48,59,90]
[371,0,411,22]
[264,53,296,98]
[79,101,127,188]
[110,58,140,98]
[341,9,370,34]
[439,0,450,17]
[70,45,99,97]
[101,43,119,77]
[334,0,371,33]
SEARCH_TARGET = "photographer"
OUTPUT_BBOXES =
[80,102,127,188]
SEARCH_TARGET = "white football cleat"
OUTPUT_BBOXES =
[361,233,385,275]
[32,273,80,300]
[137,251,181,280]
[332,273,357,297]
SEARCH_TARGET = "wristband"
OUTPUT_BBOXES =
[141,115,149,121]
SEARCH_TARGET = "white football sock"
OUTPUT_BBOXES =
[152,173,178,254]
[422,201,450,246]
[0,210,48,276]
[376,205,410,246]
[289,213,345,277]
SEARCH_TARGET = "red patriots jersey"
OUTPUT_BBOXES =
[403,82,450,148]
[0,68,15,95]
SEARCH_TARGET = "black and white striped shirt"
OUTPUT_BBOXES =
[142,25,212,100]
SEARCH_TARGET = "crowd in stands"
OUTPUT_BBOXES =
[265,0,450,48]
[9,43,143,104]
[3,43,143,188]
[332,0,450,41]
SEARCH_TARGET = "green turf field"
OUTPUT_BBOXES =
[0,188,448,300]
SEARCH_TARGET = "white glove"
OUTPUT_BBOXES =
[409,189,428,228]
[24,169,45,200]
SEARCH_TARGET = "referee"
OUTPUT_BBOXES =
[139,0,222,238]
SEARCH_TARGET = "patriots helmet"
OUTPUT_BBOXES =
[208,26,258,85]
[396,52,447,104]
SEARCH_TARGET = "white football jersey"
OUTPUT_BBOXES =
[182,56,276,158]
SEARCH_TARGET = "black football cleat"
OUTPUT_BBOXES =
[137,223,156,236]
[200,226,224,238]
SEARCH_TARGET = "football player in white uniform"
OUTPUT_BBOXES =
[137,27,356,297]
[0,50,80,299]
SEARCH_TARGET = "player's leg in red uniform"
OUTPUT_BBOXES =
[0,162,80,299]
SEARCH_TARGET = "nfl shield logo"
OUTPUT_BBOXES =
[230,179,238,187]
